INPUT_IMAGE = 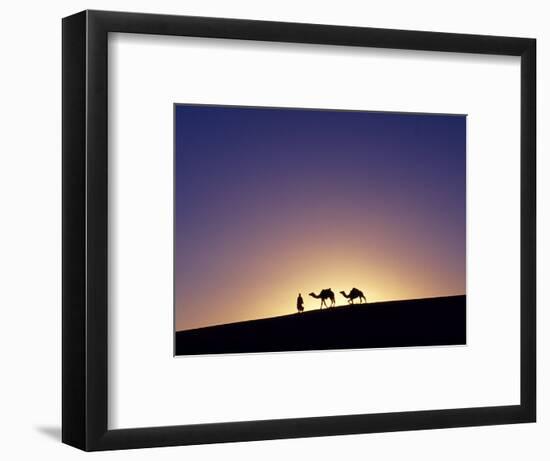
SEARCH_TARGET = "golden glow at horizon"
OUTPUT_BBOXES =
[175,222,465,331]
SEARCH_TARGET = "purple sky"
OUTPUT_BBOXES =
[175,105,466,331]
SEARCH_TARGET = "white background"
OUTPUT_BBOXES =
[109,34,521,428]
[0,1,548,460]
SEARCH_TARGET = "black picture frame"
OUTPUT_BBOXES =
[62,10,536,451]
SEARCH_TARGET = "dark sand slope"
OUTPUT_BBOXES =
[175,295,466,356]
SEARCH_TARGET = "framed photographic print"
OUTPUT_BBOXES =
[62,10,536,451]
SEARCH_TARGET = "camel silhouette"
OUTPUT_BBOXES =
[309,289,336,309]
[340,288,367,304]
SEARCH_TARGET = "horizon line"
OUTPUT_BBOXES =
[175,293,466,333]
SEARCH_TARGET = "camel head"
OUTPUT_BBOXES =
[340,290,348,297]
[308,292,317,298]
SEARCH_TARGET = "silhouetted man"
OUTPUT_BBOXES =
[297,293,304,313]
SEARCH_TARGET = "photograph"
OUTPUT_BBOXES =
[174,104,466,355]
[52,6,537,454]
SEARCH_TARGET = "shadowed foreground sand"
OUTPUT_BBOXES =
[175,295,466,356]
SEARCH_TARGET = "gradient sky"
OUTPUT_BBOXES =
[175,105,466,331]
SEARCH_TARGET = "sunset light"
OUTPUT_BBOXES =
[174,105,465,332]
